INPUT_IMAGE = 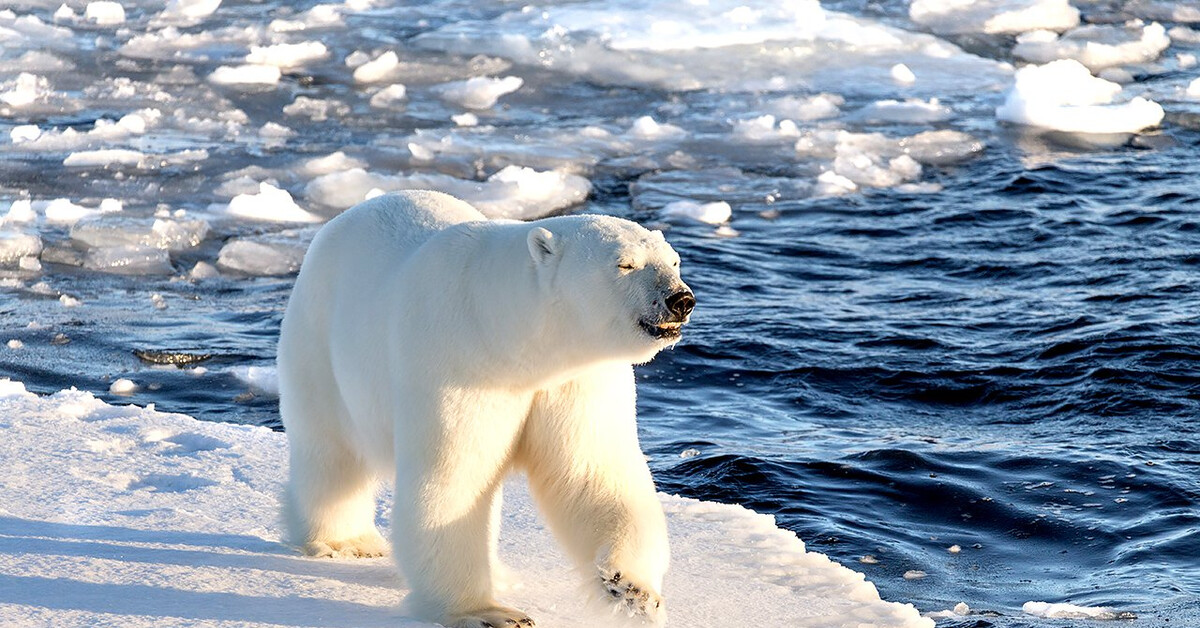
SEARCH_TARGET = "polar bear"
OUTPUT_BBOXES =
[277,190,694,628]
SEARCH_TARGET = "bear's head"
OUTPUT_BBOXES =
[527,216,694,365]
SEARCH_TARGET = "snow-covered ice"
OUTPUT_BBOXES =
[223,183,322,223]
[433,76,524,110]
[995,60,1165,133]
[0,379,933,627]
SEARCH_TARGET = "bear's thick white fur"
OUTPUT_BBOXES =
[277,190,693,627]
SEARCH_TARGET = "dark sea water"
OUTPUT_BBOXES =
[1,1,1199,625]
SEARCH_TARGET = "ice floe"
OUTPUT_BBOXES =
[996,59,1165,133]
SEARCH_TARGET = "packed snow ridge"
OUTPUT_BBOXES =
[0,379,933,627]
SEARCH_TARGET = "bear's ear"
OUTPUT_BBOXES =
[527,227,556,264]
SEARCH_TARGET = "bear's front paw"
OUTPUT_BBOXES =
[302,531,389,558]
[448,605,536,628]
[600,569,664,623]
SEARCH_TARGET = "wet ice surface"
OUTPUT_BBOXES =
[2,0,1200,626]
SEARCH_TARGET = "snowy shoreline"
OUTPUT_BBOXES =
[0,379,932,627]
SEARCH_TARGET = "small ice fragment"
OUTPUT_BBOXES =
[189,261,220,281]
[407,142,434,161]
[948,544,961,553]
[369,84,408,108]
[217,239,305,276]
[344,50,371,68]
[0,232,43,264]
[225,183,321,223]
[1022,601,1134,620]
[3,200,35,224]
[84,245,173,275]
[109,378,137,395]
[231,365,279,396]
[11,125,41,143]
[434,76,523,110]
[354,51,400,83]
[59,294,81,307]
[246,42,329,68]
[1187,77,1200,99]
[151,293,166,310]
[209,65,282,86]
[160,0,221,20]
[816,170,858,195]
[85,1,125,25]
[2,73,50,108]
[7,339,23,350]
[903,570,927,580]
[859,555,879,564]
[661,200,732,225]
[19,256,41,272]
[628,115,686,140]
[891,63,916,84]
[954,602,969,615]
[54,4,77,20]
[679,448,700,459]
[452,112,478,127]
[63,149,145,167]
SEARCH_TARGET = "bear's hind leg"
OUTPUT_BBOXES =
[282,393,387,558]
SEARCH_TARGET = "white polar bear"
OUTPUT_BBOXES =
[277,190,694,628]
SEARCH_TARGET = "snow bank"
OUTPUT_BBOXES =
[0,380,932,627]
[996,60,1164,133]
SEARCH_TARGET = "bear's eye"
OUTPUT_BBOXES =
[617,262,637,271]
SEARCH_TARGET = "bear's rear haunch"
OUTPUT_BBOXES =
[277,190,694,628]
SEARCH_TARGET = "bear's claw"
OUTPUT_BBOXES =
[449,606,535,628]
[600,570,663,619]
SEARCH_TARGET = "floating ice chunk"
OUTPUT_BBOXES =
[41,198,120,225]
[109,378,137,395]
[217,238,306,276]
[628,115,686,140]
[661,200,732,225]
[1187,77,1200,99]
[246,41,328,68]
[53,4,77,21]
[59,293,81,307]
[1022,602,1135,620]
[1171,26,1200,44]
[910,0,1079,35]
[1,73,50,108]
[304,168,388,208]
[852,99,952,124]
[452,112,479,126]
[902,570,927,580]
[473,166,591,219]
[344,50,371,68]
[230,365,279,396]
[369,84,408,108]
[85,1,125,25]
[10,125,40,143]
[0,232,42,265]
[1131,2,1200,23]
[1013,22,1171,71]
[353,51,400,83]
[71,216,209,252]
[159,0,222,21]
[283,96,349,121]
[63,149,146,167]
[225,183,321,223]
[891,63,916,84]
[435,76,523,110]
[85,245,174,275]
[189,261,219,280]
[996,59,1164,133]
[208,64,282,86]
[6,339,23,350]
[764,93,843,121]
[2,200,35,225]
[816,170,858,195]
[926,602,971,619]
[301,151,366,177]
[269,3,344,32]
[731,115,800,142]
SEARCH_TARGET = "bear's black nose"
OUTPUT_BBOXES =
[666,290,695,319]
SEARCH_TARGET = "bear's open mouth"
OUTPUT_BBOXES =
[639,319,683,340]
